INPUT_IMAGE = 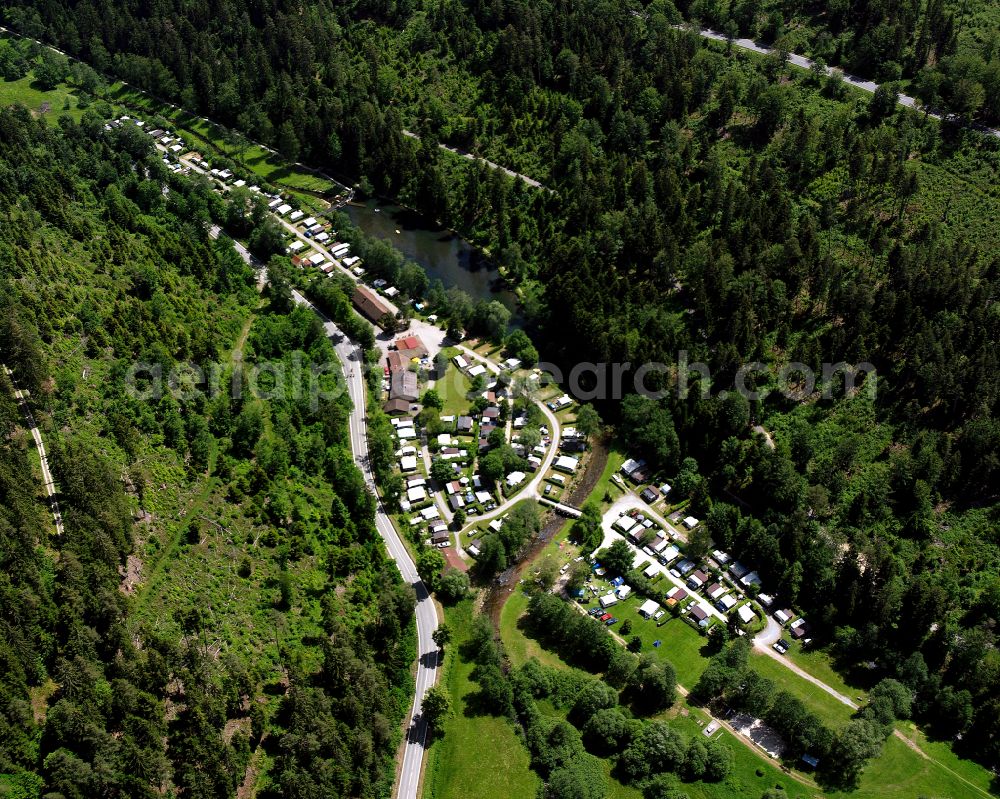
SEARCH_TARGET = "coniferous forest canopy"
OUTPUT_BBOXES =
[0,108,414,798]
[2,0,1000,793]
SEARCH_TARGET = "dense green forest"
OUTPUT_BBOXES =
[0,107,413,798]
[679,0,1000,121]
[3,0,1000,781]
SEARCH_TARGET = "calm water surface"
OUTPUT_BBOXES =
[345,199,522,323]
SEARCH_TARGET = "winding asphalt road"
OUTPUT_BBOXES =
[208,218,439,799]
[453,345,562,537]
[288,289,440,799]
[689,24,1000,138]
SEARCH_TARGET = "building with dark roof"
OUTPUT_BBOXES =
[353,284,391,323]
[386,351,410,373]
[383,397,410,415]
[390,370,419,402]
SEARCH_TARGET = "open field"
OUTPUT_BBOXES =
[0,35,86,122]
[785,643,871,704]
[501,589,578,671]
[591,443,629,505]
[421,600,539,799]
[435,363,473,417]
[902,727,1000,798]
[0,72,84,121]
[749,651,856,728]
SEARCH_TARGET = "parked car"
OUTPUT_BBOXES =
[599,613,612,622]
[773,639,790,655]
[605,617,618,626]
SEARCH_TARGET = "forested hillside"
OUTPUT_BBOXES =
[0,107,412,798]
[4,0,1000,780]
[678,0,1000,122]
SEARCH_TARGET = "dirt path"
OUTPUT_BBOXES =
[230,314,257,363]
[753,636,859,710]
[3,365,63,536]
[401,129,549,190]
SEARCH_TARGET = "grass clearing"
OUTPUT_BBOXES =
[749,651,855,728]
[785,644,869,705]
[0,36,86,123]
[422,599,539,799]
[837,734,995,799]
[620,605,714,688]
[501,589,578,671]
[898,725,1000,799]
[435,364,472,416]
[591,441,629,508]
[0,72,84,121]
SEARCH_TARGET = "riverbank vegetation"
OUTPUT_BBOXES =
[4,0,1000,790]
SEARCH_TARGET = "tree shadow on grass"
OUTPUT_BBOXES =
[461,688,495,717]
[515,610,547,648]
